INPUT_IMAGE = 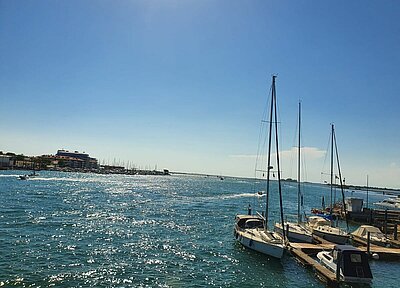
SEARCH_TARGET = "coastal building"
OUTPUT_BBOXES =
[40,155,84,169]
[0,155,12,169]
[13,156,34,169]
[55,150,98,169]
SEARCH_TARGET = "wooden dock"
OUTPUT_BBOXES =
[347,208,400,235]
[288,237,400,287]
[357,245,400,259]
[288,242,339,287]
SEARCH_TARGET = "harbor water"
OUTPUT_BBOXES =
[1,171,399,287]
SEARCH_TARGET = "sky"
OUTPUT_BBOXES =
[1,0,400,188]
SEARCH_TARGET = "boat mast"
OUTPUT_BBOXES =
[265,76,275,229]
[273,77,286,241]
[366,175,369,209]
[330,124,334,216]
[297,101,301,223]
[333,128,349,231]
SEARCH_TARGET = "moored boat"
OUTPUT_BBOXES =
[374,197,400,211]
[234,215,285,259]
[274,221,313,243]
[317,245,373,284]
[234,75,286,259]
[274,101,313,243]
[351,225,390,247]
[307,216,350,244]
[309,124,350,245]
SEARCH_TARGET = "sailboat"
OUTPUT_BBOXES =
[234,75,286,259]
[274,101,313,243]
[309,124,350,244]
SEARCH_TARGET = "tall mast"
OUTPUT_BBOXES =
[265,76,275,228]
[366,175,369,209]
[330,124,334,216]
[333,128,349,232]
[297,101,301,223]
[274,77,286,241]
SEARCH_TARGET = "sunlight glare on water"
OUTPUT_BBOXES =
[0,171,399,287]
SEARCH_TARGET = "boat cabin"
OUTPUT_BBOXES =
[235,215,264,230]
[320,245,373,283]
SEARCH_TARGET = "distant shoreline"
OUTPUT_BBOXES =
[169,171,400,194]
[0,167,170,176]
[2,167,400,193]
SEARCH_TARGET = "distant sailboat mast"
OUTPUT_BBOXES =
[297,101,301,223]
[330,124,334,216]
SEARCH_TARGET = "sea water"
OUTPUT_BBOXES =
[0,171,399,287]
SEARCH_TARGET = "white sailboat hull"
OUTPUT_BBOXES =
[235,228,285,259]
[274,222,313,243]
[312,228,349,245]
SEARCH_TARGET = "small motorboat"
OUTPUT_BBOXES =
[317,245,373,284]
[28,171,39,177]
[18,175,29,180]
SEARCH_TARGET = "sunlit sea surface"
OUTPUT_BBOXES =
[1,171,399,287]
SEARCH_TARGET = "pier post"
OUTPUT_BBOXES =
[336,251,342,282]
[384,209,388,238]
[286,224,289,241]
[394,224,398,241]
[367,231,371,255]
[369,209,373,225]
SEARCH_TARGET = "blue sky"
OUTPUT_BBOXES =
[1,1,400,188]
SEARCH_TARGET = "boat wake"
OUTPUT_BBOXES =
[221,193,265,199]
[29,177,98,182]
[0,175,21,178]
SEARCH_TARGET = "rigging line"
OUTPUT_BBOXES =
[288,112,299,180]
[321,129,332,182]
[251,79,273,213]
[253,85,272,182]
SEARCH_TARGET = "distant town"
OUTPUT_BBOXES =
[0,149,170,176]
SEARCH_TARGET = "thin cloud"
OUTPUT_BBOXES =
[229,154,258,159]
[230,147,326,160]
[280,147,326,160]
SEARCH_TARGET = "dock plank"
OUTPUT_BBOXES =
[290,242,334,250]
[288,246,339,287]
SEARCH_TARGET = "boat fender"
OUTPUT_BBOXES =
[372,253,379,260]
